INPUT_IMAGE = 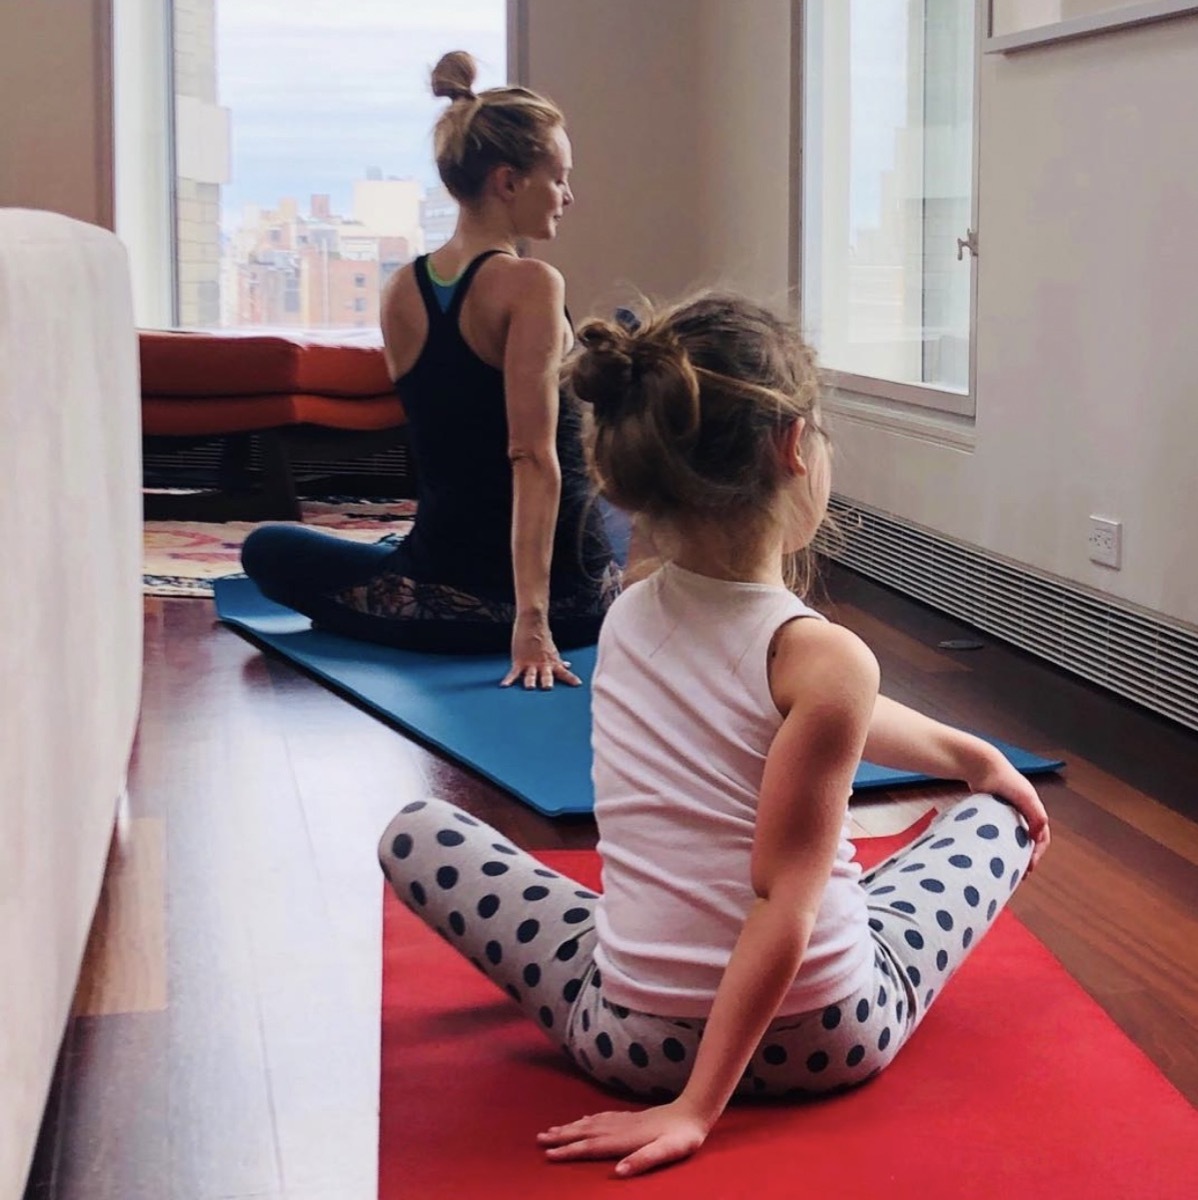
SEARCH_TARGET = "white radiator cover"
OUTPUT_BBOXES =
[820,496,1198,735]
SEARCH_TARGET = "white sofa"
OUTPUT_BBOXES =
[0,210,143,1196]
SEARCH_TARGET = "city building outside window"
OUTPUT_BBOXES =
[172,0,506,331]
[801,0,978,417]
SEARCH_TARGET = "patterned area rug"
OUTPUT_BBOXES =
[143,498,415,597]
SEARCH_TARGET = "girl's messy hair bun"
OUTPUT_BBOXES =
[565,292,825,550]
[571,321,700,438]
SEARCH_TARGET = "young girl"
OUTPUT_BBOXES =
[242,51,618,688]
[378,293,1050,1177]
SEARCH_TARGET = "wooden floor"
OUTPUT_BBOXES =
[24,566,1198,1199]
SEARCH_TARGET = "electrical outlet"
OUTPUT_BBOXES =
[1088,516,1122,569]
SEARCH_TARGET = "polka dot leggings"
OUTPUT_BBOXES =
[378,794,1033,1101]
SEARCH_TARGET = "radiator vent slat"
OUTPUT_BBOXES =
[821,497,1198,735]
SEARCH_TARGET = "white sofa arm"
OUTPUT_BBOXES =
[0,209,143,1197]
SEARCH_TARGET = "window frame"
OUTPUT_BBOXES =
[792,0,984,423]
[985,0,1198,54]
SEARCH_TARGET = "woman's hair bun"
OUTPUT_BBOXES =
[431,50,477,101]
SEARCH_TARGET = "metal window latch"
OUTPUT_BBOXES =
[957,229,978,261]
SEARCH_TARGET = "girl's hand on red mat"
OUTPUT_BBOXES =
[502,613,582,690]
[965,749,1051,871]
[537,1103,709,1178]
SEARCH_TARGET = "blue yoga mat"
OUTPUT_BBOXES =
[215,576,1064,818]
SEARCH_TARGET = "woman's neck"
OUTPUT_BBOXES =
[432,207,521,273]
[670,522,788,587]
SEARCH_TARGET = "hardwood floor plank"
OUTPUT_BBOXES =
[52,1014,169,1200]
[236,653,398,1199]
[157,617,288,1199]
[832,602,970,675]
[848,795,947,837]
[1039,780,1198,913]
[881,669,1062,758]
[72,814,166,1018]
[1052,754,1198,867]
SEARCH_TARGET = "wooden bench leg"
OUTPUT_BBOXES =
[144,430,300,522]
[257,431,301,521]
[218,433,255,493]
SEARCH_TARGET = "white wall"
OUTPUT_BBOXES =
[0,0,113,229]
[831,17,1198,627]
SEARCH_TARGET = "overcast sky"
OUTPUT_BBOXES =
[216,0,506,227]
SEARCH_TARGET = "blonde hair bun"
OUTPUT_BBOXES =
[431,50,477,101]
[429,53,564,203]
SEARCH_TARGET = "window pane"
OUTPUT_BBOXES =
[172,0,506,330]
[802,0,975,395]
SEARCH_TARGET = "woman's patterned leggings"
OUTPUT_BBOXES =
[241,524,619,654]
[378,793,1033,1100]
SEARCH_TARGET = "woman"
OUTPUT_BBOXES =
[241,51,619,688]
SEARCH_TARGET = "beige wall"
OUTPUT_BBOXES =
[691,0,794,307]
[524,0,792,317]
[830,17,1198,627]
[0,0,113,228]
[524,0,705,316]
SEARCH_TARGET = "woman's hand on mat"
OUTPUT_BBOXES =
[538,1103,710,1177]
[965,748,1052,870]
[502,612,582,690]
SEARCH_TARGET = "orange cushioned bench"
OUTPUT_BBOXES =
[140,330,408,519]
[140,330,403,436]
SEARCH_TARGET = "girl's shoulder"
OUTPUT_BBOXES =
[768,616,880,716]
[599,570,655,623]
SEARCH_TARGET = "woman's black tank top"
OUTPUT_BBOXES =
[388,250,612,601]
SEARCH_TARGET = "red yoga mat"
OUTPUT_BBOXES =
[380,819,1198,1198]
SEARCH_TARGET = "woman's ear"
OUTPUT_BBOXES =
[780,417,808,476]
[490,163,521,201]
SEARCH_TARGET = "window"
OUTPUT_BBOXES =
[170,0,507,331]
[801,0,978,416]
